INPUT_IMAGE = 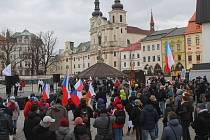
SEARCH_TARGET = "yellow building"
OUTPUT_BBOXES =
[185,13,202,70]
[162,27,186,76]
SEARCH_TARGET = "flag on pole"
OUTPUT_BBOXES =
[86,83,95,98]
[74,79,84,92]
[164,41,175,74]
[70,89,80,107]
[2,64,12,76]
[61,71,69,106]
[42,83,49,101]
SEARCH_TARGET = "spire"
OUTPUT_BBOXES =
[92,0,103,17]
[150,9,155,32]
[112,0,124,10]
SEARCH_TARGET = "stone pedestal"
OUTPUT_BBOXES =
[202,23,210,63]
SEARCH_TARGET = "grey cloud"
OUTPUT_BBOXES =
[0,0,196,50]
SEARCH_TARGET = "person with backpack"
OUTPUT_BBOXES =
[161,111,183,140]
[93,108,116,140]
[7,96,20,135]
[112,103,126,140]
[140,103,159,140]
[74,117,91,140]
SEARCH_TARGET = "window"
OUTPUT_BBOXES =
[78,64,80,68]
[177,44,181,51]
[120,15,123,22]
[170,45,174,52]
[147,45,150,51]
[187,38,191,46]
[132,54,135,59]
[124,55,126,59]
[196,55,201,61]
[143,46,145,51]
[88,63,90,67]
[157,44,160,50]
[152,45,155,50]
[66,58,68,62]
[88,55,90,59]
[133,62,135,67]
[188,55,192,62]
[98,36,102,45]
[74,64,75,69]
[148,56,151,62]
[114,61,117,67]
[143,57,146,62]
[157,55,160,61]
[137,62,140,66]
[137,54,140,58]
[113,16,115,23]
[196,36,200,45]
[153,56,156,62]
[74,57,75,61]
[178,55,182,61]
[121,28,123,33]
[114,51,117,57]
[124,62,126,67]
[127,39,130,45]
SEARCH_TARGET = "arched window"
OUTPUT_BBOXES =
[113,16,115,23]
[120,15,123,22]
[98,36,102,45]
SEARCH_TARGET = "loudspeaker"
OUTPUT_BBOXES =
[53,74,60,83]
[5,76,14,86]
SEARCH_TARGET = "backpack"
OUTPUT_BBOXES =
[115,109,126,124]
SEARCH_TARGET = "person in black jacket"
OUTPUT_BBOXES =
[140,103,159,140]
[32,116,56,140]
[192,103,210,140]
[24,104,42,140]
[0,108,13,140]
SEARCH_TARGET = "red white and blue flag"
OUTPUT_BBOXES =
[164,41,175,74]
[42,83,49,101]
[86,83,95,98]
[74,79,84,92]
[70,89,80,108]
[61,72,69,106]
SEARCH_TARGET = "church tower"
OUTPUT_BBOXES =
[92,0,103,17]
[150,10,155,32]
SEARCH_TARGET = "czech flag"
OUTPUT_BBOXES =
[86,83,96,98]
[42,83,49,101]
[70,89,80,107]
[164,41,175,74]
[74,79,84,92]
[62,72,69,106]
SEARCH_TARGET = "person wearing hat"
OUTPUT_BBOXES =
[74,117,91,140]
[56,118,75,140]
[192,103,210,140]
[7,96,20,135]
[32,116,56,140]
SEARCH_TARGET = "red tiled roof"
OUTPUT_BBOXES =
[121,42,141,52]
[185,12,202,34]
[127,26,151,35]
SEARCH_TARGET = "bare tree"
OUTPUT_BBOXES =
[40,31,57,75]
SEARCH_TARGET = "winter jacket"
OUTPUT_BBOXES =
[56,127,76,140]
[161,119,183,140]
[151,101,162,116]
[24,111,42,140]
[32,124,57,140]
[7,100,20,121]
[178,101,194,123]
[140,104,159,130]
[131,105,142,127]
[0,109,13,139]
[74,125,91,140]
[46,104,68,131]
[112,108,126,129]
[93,113,115,140]
[192,110,210,137]
[120,89,127,101]
[24,100,36,119]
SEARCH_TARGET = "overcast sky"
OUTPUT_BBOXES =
[0,0,196,51]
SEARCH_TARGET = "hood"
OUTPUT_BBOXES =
[168,119,180,127]
[144,104,154,111]
[57,127,70,135]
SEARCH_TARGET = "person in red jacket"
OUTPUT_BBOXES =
[112,104,126,140]
[24,94,38,119]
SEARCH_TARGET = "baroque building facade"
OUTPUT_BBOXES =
[58,0,152,76]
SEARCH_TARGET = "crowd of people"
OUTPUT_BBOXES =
[0,75,210,140]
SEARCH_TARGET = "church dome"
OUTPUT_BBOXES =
[92,11,103,17]
[112,0,123,10]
